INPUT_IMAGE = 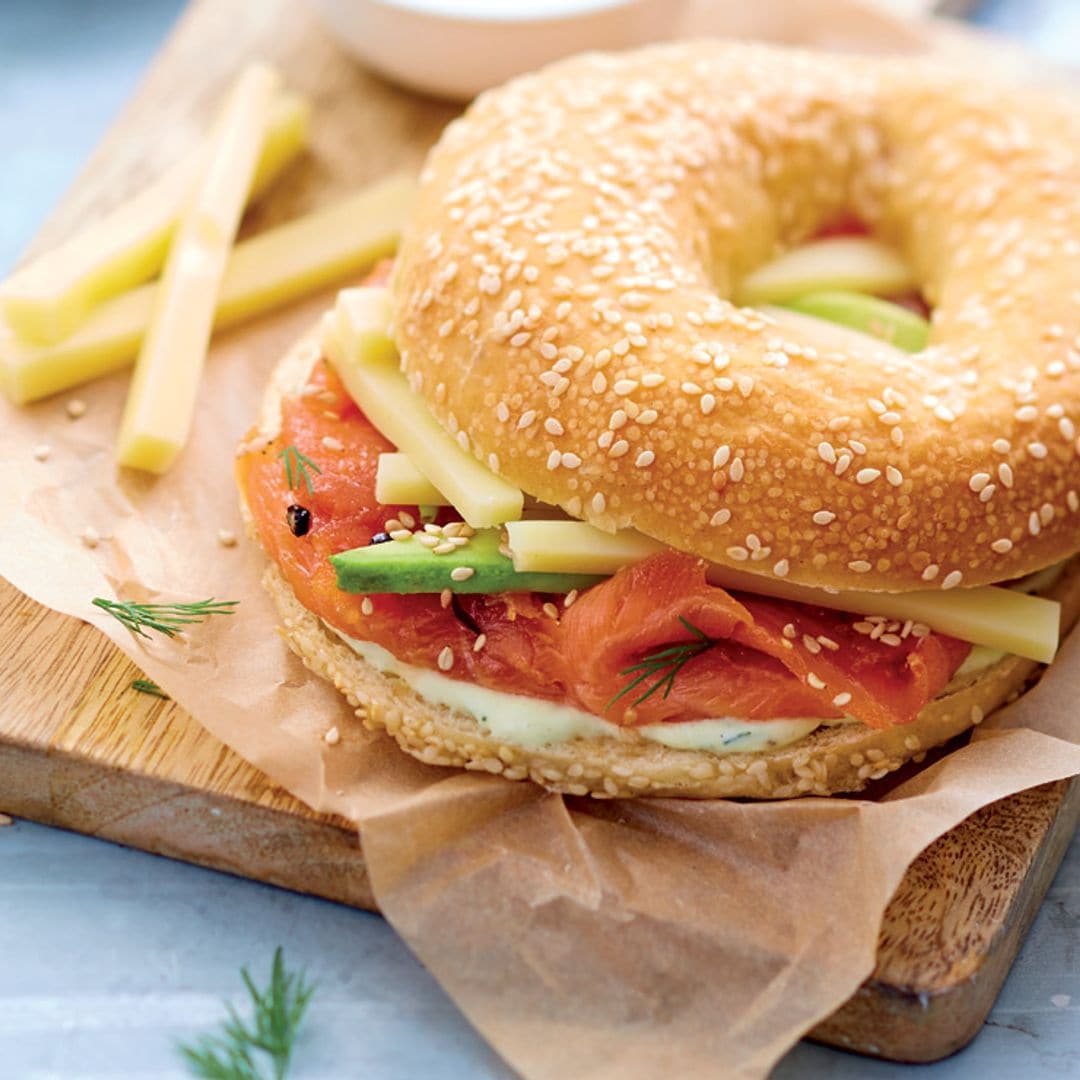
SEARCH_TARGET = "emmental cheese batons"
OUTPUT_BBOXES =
[0,93,308,347]
[324,286,524,529]
[505,520,1061,664]
[0,175,416,405]
[116,64,281,473]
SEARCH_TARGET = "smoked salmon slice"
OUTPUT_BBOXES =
[240,360,970,732]
[562,552,970,728]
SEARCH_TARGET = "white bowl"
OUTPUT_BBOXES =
[309,0,683,101]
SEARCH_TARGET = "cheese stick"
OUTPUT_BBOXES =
[0,175,415,405]
[116,64,281,473]
[0,92,308,347]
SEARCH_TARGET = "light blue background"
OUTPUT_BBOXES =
[1,2,1078,1077]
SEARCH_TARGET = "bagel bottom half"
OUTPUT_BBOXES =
[241,335,1080,800]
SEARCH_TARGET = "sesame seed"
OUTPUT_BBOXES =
[727,546,749,561]
[1027,442,1048,459]
[782,624,797,639]
[517,410,537,430]
[1015,405,1038,422]
[855,468,881,485]
[941,570,963,590]
[1060,418,1076,441]
[217,529,237,548]
[641,372,665,388]
[324,726,341,746]
[591,492,607,514]
[613,379,638,396]
[999,462,1014,487]
[361,597,374,616]
[812,510,836,526]
[437,646,454,671]
[817,442,837,465]
[991,538,1013,554]
[803,635,822,654]
[544,417,564,436]
[710,509,731,526]
[433,541,457,554]
[1040,502,1055,525]
[773,559,789,577]
[609,440,630,458]
[993,438,1011,454]
[969,472,991,492]
[1069,491,1079,513]
[635,450,655,468]
[389,528,413,542]
[807,673,826,690]
[834,454,852,476]
[712,445,731,469]
[473,634,487,652]
[546,449,562,470]
[450,566,475,582]
[440,589,452,608]
[922,564,940,582]
[729,458,745,482]
[885,466,903,487]
[321,436,344,452]
[848,560,872,573]
[1029,511,1041,536]
[970,705,984,724]
[832,692,852,708]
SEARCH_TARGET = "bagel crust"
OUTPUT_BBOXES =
[241,334,1080,799]
[392,42,1080,593]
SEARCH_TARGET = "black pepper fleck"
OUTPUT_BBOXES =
[369,531,392,545]
[287,504,311,537]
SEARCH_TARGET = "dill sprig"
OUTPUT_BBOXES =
[92,597,239,639]
[178,948,316,1080]
[131,678,169,699]
[607,616,715,710]
[277,445,322,495]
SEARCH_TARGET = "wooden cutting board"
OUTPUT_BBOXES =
[1,0,1077,1065]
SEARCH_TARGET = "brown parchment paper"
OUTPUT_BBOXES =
[3,4,1080,1078]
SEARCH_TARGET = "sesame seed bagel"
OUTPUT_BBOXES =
[242,332,1080,799]
[391,41,1080,594]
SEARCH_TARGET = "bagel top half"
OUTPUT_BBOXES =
[391,41,1080,593]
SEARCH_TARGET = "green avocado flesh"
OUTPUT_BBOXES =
[332,530,604,595]
[781,290,929,352]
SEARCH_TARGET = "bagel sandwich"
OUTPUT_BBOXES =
[236,42,1080,799]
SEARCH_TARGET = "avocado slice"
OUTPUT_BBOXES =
[332,529,604,595]
[781,290,929,352]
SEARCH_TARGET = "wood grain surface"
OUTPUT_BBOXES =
[0,0,1076,1064]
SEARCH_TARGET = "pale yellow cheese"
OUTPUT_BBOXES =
[0,92,309,347]
[0,174,416,405]
[376,452,447,506]
[734,237,915,305]
[324,288,524,529]
[504,520,1060,663]
[505,520,665,574]
[116,64,281,473]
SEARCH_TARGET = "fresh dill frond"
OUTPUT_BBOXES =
[178,948,316,1080]
[277,445,322,495]
[607,616,715,710]
[131,678,169,699]
[92,597,239,639]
